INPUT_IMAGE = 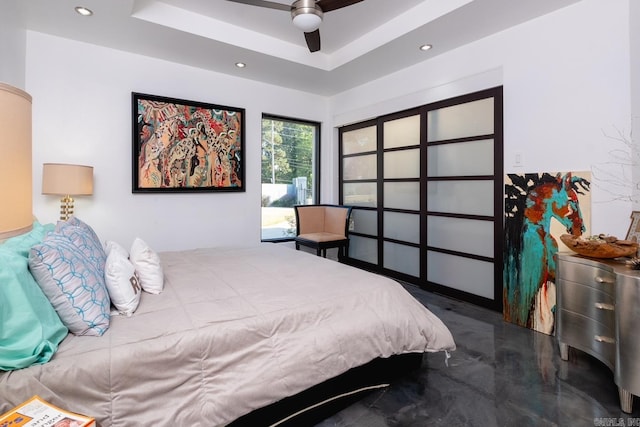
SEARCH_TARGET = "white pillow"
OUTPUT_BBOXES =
[130,237,164,294]
[105,249,141,316]
[104,240,129,258]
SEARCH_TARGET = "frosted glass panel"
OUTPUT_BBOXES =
[342,126,377,155]
[343,154,377,180]
[349,235,377,264]
[427,251,494,299]
[427,181,493,215]
[427,216,493,257]
[384,115,420,149]
[384,182,419,210]
[384,149,420,179]
[428,140,494,177]
[428,98,494,142]
[384,242,419,277]
[384,211,419,244]
[351,209,377,235]
[343,183,377,207]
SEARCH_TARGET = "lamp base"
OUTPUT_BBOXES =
[60,195,74,221]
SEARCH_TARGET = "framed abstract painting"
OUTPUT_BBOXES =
[132,92,245,193]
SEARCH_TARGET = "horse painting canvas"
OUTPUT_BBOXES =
[504,172,591,335]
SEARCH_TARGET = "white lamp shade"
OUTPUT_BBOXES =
[42,163,94,196]
[0,83,33,240]
[292,13,322,32]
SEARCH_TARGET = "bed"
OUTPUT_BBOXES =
[0,223,455,426]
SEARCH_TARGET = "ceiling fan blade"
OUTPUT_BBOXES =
[304,30,321,52]
[316,0,364,13]
[226,0,290,11]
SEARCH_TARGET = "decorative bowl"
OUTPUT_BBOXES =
[560,234,638,259]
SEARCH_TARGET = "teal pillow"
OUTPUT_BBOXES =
[1,221,53,256]
[0,222,68,371]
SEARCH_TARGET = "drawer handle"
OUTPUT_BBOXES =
[594,335,615,344]
[594,302,615,311]
[594,276,615,284]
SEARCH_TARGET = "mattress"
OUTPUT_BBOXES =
[0,244,455,426]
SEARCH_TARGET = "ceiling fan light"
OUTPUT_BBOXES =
[292,12,322,32]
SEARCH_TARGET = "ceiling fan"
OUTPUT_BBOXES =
[227,0,364,52]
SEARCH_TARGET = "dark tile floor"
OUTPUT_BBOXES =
[316,284,640,427]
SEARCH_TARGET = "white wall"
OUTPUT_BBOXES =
[330,0,633,238]
[26,32,330,251]
[20,0,637,249]
[631,0,640,208]
[0,1,26,88]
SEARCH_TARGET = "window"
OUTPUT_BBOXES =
[261,115,320,241]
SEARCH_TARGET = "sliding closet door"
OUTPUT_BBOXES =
[381,111,421,279]
[339,87,503,311]
[425,89,503,310]
[341,121,378,264]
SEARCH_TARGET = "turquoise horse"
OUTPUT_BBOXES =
[504,172,590,332]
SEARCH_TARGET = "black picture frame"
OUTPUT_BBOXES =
[132,92,245,193]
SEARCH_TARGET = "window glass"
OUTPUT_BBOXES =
[343,182,377,207]
[427,139,494,177]
[384,149,420,179]
[342,125,376,155]
[343,154,377,180]
[383,182,420,210]
[261,116,319,241]
[427,98,494,142]
[383,114,420,148]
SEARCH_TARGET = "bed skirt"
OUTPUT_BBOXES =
[229,352,423,427]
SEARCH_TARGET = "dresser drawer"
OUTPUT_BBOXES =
[556,259,615,296]
[557,310,615,369]
[557,280,615,328]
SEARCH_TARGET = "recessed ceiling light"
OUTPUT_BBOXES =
[75,6,93,16]
[235,62,246,68]
[419,44,432,51]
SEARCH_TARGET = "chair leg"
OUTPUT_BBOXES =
[339,242,349,262]
[316,248,321,256]
[322,249,327,258]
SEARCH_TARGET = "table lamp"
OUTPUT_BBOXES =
[42,163,94,221]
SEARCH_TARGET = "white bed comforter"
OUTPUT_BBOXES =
[0,245,455,426]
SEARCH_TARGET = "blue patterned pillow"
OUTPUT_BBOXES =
[66,217,103,248]
[29,233,110,336]
[55,218,107,277]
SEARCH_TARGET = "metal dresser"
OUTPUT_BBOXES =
[556,252,640,413]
